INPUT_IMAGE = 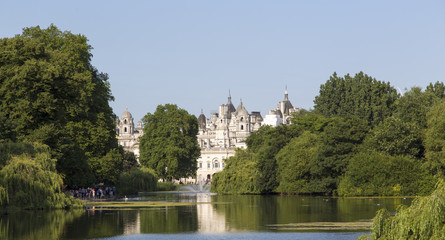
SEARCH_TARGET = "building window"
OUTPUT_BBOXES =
[199,162,202,169]
[207,162,211,169]
[124,127,127,133]
[124,119,127,124]
[241,125,244,130]
[240,117,244,122]
[214,160,219,168]
[222,162,225,168]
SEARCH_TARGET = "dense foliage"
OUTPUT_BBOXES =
[338,151,435,196]
[118,167,157,195]
[139,104,200,181]
[212,149,261,194]
[213,72,443,197]
[424,100,445,176]
[275,131,321,194]
[212,124,302,194]
[314,72,399,127]
[0,25,118,186]
[359,179,445,239]
[0,141,82,209]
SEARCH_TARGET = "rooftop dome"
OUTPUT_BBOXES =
[121,107,133,120]
[235,101,248,116]
[198,110,206,129]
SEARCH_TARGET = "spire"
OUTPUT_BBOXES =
[227,90,236,114]
[284,86,289,101]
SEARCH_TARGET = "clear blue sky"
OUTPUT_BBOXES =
[1,1,444,121]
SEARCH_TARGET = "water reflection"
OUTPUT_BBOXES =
[0,194,413,239]
[196,193,227,233]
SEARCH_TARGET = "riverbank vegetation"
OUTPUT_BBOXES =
[359,179,445,239]
[213,72,444,197]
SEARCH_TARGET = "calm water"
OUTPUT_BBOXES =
[0,192,413,239]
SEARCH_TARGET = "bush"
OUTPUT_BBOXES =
[212,149,261,194]
[156,182,176,191]
[118,167,157,195]
[338,151,436,196]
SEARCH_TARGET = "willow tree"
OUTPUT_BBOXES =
[0,25,118,185]
[0,142,82,209]
[139,104,200,181]
[359,179,445,239]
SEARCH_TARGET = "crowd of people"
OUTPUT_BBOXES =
[68,186,117,199]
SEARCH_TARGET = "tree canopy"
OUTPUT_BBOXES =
[139,104,200,180]
[314,72,399,127]
[0,25,118,185]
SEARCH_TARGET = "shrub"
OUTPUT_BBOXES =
[338,151,435,196]
[156,182,176,191]
[118,167,157,195]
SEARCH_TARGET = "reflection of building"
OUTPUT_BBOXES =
[196,194,227,233]
[123,211,141,235]
[116,108,143,158]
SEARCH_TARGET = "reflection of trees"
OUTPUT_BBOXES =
[63,209,128,238]
[337,197,413,221]
[139,206,198,233]
[211,195,414,230]
[211,195,278,231]
[0,209,84,240]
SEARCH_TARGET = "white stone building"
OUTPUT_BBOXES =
[115,89,298,182]
[196,93,263,182]
[116,108,143,158]
[263,88,299,126]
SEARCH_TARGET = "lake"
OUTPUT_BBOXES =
[0,191,412,239]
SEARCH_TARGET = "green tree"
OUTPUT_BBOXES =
[118,167,157,195]
[139,104,200,180]
[0,25,118,185]
[0,142,82,208]
[363,117,423,158]
[393,87,438,129]
[424,100,445,176]
[426,81,445,99]
[245,124,302,193]
[89,149,122,185]
[212,149,261,194]
[338,151,435,196]
[359,179,445,239]
[122,150,139,172]
[276,131,322,194]
[291,111,333,133]
[314,72,399,127]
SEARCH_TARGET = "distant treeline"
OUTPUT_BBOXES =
[213,72,445,196]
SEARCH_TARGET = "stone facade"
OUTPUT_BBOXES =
[196,93,264,182]
[116,108,143,158]
[263,87,299,126]
[116,89,298,181]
